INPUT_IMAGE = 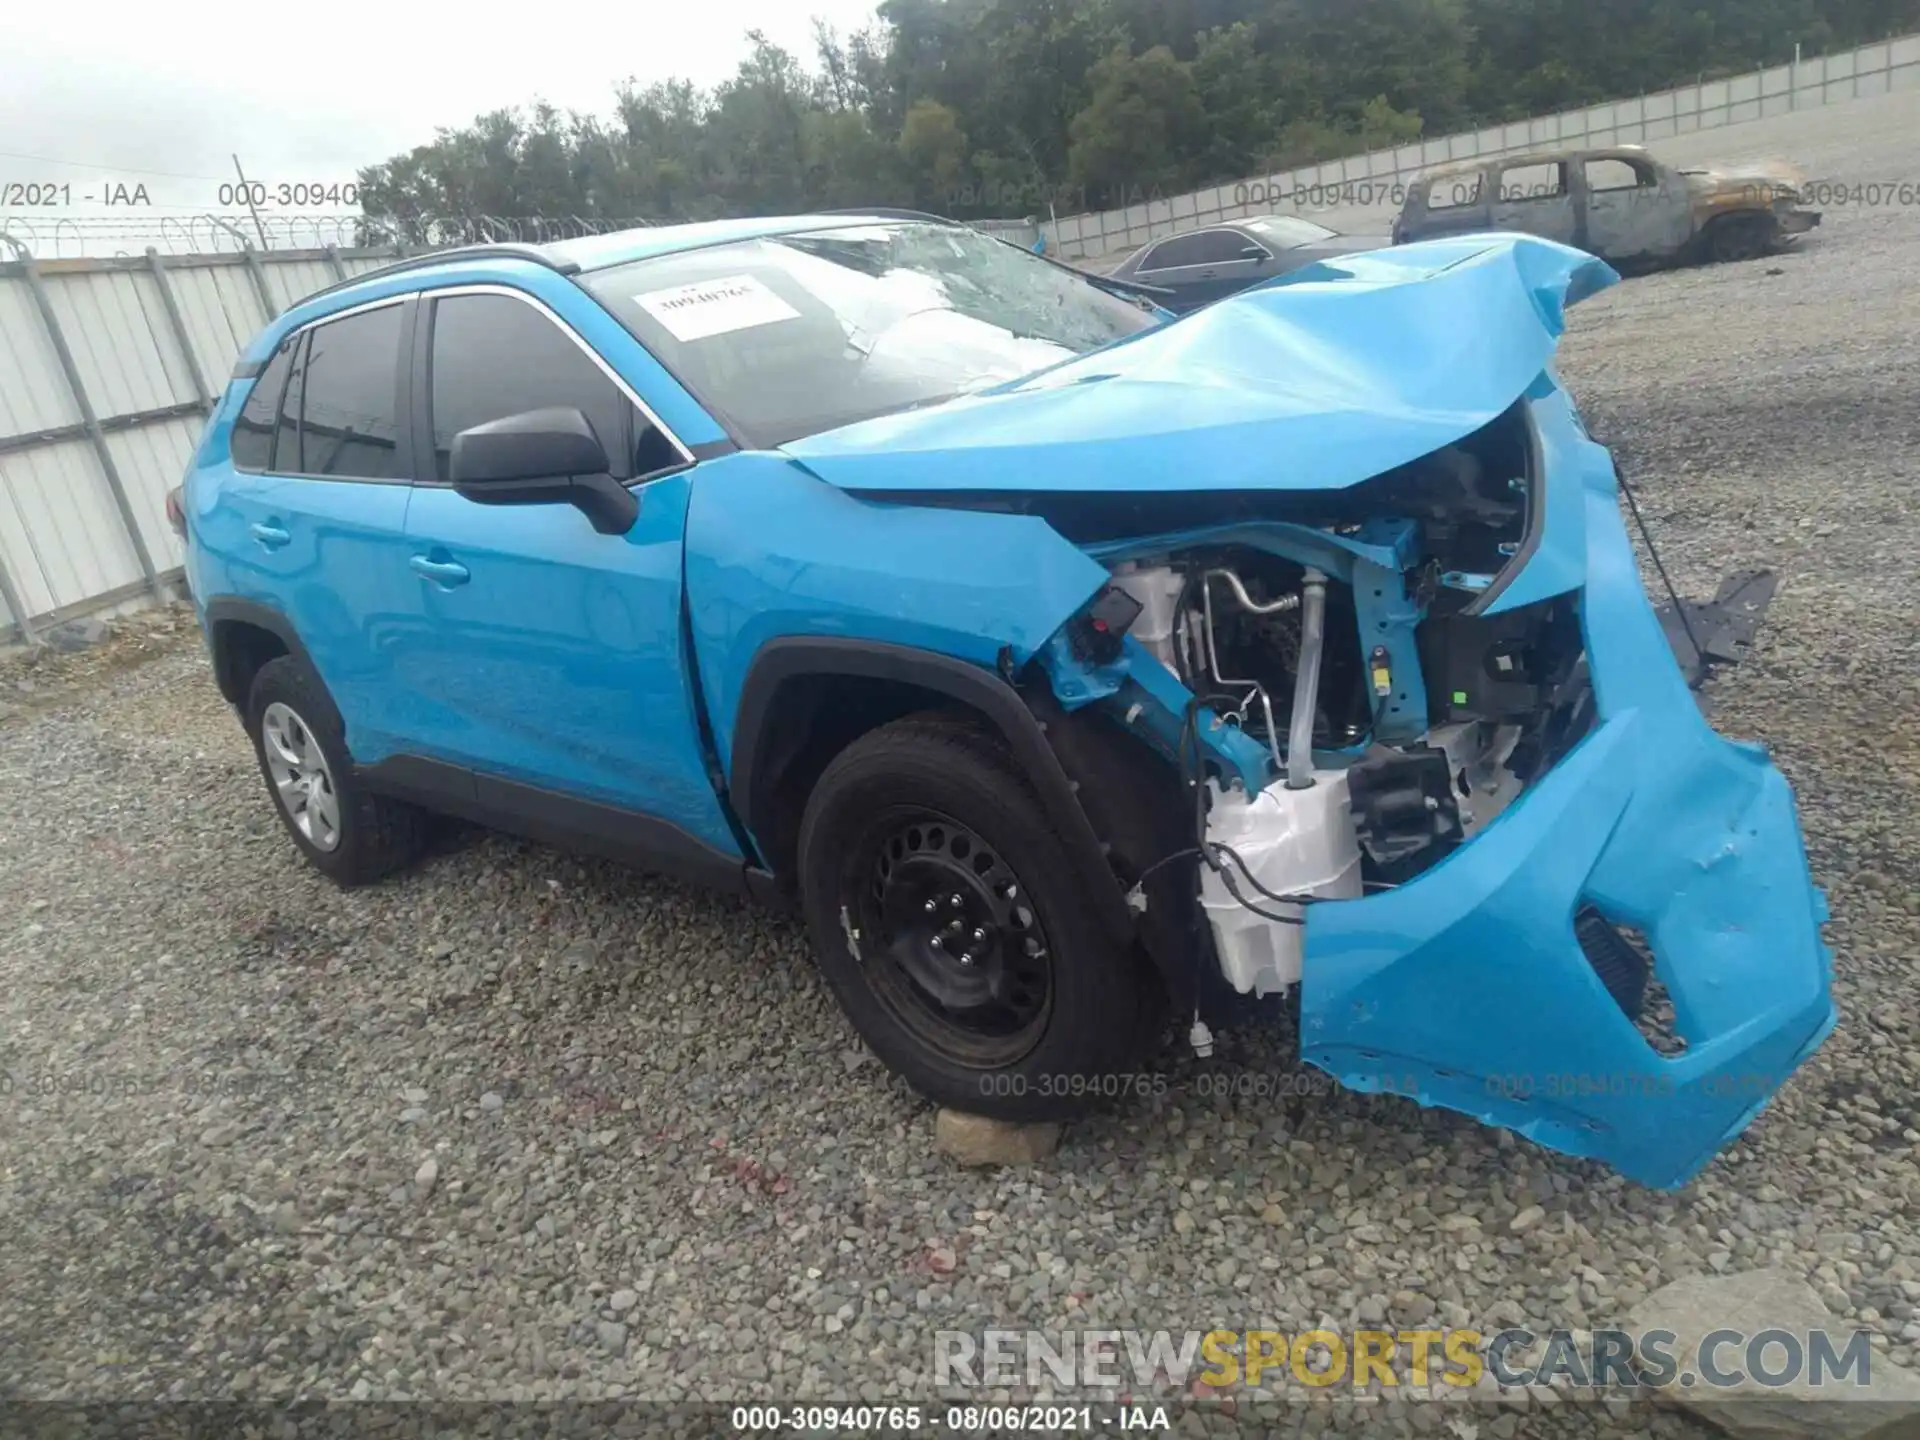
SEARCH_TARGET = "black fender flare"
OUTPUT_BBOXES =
[201,596,312,707]
[728,636,1136,944]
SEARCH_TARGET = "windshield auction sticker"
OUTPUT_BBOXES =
[635,273,801,342]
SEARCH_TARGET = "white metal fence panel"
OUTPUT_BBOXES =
[51,269,186,421]
[0,242,408,639]
[0,438,132,619]
[0,278,80,436]
[169,262,274,395]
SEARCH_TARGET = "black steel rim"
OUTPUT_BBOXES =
[848,807,1053,1067]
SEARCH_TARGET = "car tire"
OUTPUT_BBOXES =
[795,711,1161,1121]
[1709,212,1773,264]
[245,655,427,887]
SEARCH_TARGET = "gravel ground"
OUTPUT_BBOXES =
[3,96,1917,1436]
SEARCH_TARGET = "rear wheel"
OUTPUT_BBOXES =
[796,713,1161,1120]
[246,656,427,886]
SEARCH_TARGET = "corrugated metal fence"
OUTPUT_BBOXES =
[0,241,399,641]
[1047,33,1920,258]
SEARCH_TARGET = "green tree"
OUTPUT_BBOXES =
[898,97,972,206]
[1067,44,1208,202]
[1191,22,1274,178]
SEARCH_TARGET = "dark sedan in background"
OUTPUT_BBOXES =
[1108,214,1389,311]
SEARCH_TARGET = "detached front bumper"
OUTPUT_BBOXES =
[1297,397,1836,1191]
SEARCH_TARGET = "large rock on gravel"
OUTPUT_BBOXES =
[934,1110,1062,1167]
[44,617,109,654]
[1628,1268,1920,1440]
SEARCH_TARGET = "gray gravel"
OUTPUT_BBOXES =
[3,96,1917,1437]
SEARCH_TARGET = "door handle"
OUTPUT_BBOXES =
[409,554,471,588]
[249,522,291,550]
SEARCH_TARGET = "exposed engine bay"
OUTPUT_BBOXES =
[1069,408,1595,1008]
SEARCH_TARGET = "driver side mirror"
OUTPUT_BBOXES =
[1240,245,1269,263]
[449,406,638,536]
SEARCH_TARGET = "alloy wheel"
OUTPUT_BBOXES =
[260,701,342,852]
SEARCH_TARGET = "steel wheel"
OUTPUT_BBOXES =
[854,808,1054,1068]
[260,700,341,852]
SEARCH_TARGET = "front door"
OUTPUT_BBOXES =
[1580,155,1692,262]
[389,284,739,857]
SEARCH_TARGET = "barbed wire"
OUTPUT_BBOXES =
[0,209,1041,260]
[0,212,668,259]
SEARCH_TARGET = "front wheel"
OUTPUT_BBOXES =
[1709,212,1773,264]
[796,713,1162,1121]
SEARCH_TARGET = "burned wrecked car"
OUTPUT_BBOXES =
[1393,145,1822,266]
[186,217,1834,1191]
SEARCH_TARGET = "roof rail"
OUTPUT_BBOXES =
[813,206,960,224]
[301,241,580,304]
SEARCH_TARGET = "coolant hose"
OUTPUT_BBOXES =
[1286,568,1328,790]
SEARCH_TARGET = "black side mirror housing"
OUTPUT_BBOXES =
[449,407,638,536]
[1241,244,1269,262]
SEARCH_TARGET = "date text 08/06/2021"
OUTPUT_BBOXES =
[729,1405,1162,1433]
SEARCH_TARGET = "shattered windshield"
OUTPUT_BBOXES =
[581,221,1157,446]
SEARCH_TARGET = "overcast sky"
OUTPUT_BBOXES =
[0,0,879,221]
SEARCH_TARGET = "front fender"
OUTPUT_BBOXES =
[682,451,1112,772]
[684,453,1139,939]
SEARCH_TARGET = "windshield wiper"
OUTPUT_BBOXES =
[991,235,1175,304]
[1054,260,1175,304]
[1084,273,1177,306]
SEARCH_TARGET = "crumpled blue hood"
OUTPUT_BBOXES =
[781,234,1619,494]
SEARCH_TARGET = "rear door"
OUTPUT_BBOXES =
[197,298,420,759]
[389,283,739,855]
[1489,160,1579,247]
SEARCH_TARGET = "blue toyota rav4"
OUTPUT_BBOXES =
[182,213,1834,1188]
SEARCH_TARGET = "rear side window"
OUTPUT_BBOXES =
[1498,162,1568,202]
[427,292,681,483]
[289,304,405,480]
[229,337,298,472]
[1142,231,1245,270]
